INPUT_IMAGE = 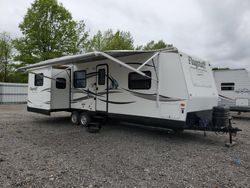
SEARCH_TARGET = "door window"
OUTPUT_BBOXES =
[56,78,66,89]
[98,69,106,85]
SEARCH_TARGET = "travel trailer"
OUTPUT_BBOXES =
[213,68,250,113]
[20,48,240,140]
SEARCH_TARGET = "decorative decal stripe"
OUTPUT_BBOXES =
[41,88,51,92]
[72,96,93,102]
[99,91,122,95]
[73,88,102,96]
[72,90,123,103]
[72,83,183,103]
[86,72,97,79]
[123,88,184,102]
[219,95,234,101]
[98,98,135,104]
[73,89,121,96]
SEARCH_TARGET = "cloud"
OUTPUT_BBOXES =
[0,0,249,70]
[195,0,250,70]
[0,0,32,37]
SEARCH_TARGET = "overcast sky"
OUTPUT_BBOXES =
[0,0,249,70]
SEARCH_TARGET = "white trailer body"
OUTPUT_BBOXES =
[22,48,219,131]
[213,69,250,112]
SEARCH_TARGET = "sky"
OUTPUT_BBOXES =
[0,0,249,70]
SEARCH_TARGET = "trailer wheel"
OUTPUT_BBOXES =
[71,111,80,125]
[80,112,90,127]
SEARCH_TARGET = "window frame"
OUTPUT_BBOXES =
[34,73,44,86]
[128,71,152,90]
[221,82,235,91]
[56,77,66,89]
[73,70,86,88]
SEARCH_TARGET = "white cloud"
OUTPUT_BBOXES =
[0,0,249,70]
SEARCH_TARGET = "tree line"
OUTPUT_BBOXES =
[0,0,171,83]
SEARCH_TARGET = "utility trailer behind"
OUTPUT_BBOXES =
[214,68,250,113]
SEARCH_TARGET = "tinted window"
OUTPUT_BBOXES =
[98,69,106,85]
[221,83,235,91]
[128,71,151,90]
[34,73,44,86]
[74,70,86,88]
[56,78,66,89]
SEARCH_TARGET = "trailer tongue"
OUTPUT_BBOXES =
[186,106,241,145]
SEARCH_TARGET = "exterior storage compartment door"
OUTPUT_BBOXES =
[236,98,249,106]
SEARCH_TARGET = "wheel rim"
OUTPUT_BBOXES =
[80,115,87,126]
[72,114,78,124]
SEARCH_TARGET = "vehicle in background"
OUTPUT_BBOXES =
[213,68,250,113]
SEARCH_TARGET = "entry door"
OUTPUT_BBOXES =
[96,64,109,112]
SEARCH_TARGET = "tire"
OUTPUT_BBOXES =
[80,112,90,127]
[71,111,80,125]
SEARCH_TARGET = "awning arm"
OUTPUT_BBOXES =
[136,52,160,71]
[95,51,156,80]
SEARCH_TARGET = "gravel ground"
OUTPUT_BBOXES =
[0,104,249,188]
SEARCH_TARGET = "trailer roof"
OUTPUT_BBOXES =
[19,48,178,71]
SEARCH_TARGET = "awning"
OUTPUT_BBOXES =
[19,50,154,71]
[19,47,178,78]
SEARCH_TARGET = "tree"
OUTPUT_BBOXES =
[14,0,88,64]
[143,40,170,50]
[86,30,106,51]
[87,29,134,51]
[76,20,89,53]
[7,67,28,83]
[0,32,13,82]
[105,30,134,50]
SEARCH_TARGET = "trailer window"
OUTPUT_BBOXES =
[74,70,86,88]
[56,78,66,89]
[34,73,44,86]
[128,71,151,90]
[221,83,235,91]
[98,69,106,85]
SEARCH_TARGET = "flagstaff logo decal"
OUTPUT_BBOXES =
[188,57,206,69]
[235,88,250,94]
[29,87,38,91]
